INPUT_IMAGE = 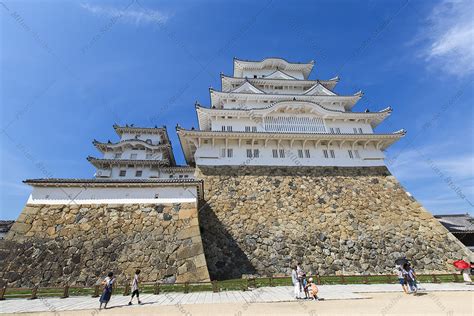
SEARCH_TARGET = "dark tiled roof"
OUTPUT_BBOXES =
[434,214,474,232]
[0,220,14,233]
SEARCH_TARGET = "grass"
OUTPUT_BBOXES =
[1,274,462,299]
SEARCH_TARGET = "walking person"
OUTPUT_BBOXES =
[291,265,300,299]
[128,269,142,305]
[404,263,418,294]
[395,265,408,294]
[99,272,116,310]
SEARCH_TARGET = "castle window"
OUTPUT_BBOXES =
[247,149,252,158]
[114,153,122,159]
[179,175,183,178]
[358,128,363,134]
[275,86,283,90]
[330,128,335,133]
[335,128,341,134]
[253,149,259,158]
[184,175,189,178]
[119,170,126,177]
[330,150,335,158]
[354,150,360,159]
[279,149,285,158]
[130,153,137,159]
[348,150,354,159]
[323,150,329,158]
[169,174,174,178]
[254,75,257,78]
[251,126,257,132]
[305,149,311,158]
[226,126,233,132]
[135,170,143,177]
[227,148,233,157]
[245,126,251,132]
[298,149,303,159]
[220,148,226,158]
[221,126,226,131]
[353,128,358,134]
[272,149,278,158]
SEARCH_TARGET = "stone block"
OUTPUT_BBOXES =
[178,208,196,219]
[176,225,200,240]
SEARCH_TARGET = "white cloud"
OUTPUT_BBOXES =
[417,0,474,76]
[80,2,170,26]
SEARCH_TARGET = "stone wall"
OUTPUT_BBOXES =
[0,202,210,287]
[197,166,472,280]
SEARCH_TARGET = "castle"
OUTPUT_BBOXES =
[1,58,471,286]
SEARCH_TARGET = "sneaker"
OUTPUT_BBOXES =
[128,302,132,305]
[138,301,142,304]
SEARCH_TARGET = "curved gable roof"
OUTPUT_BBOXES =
[230,81,265,94]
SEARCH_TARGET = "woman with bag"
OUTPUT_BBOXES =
[99,272,116,310]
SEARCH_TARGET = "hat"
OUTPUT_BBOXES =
[308,277,313,282]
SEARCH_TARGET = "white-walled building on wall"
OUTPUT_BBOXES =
[177,57,405,167]
[89,124,194,179]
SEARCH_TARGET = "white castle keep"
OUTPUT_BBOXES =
[177,57,405,167]
[24,57,405,204]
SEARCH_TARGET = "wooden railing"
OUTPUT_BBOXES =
[0,273,463,301]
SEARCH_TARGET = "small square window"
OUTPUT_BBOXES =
[135,170,143,177]
[146,153,153,159]
[119,170,126,177]
[130,153,137,159]
[114,153,122,159]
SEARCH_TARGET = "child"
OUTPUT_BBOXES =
[395,265,408,294]
[305,277,319,300]
[128,269,141,305]
[302,273,309,299]
[99,272,115,310]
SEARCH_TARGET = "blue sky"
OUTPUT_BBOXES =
[1,0,473,219]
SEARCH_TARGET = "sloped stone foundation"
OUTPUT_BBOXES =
[0,202,210,287]
[197,166,472,280]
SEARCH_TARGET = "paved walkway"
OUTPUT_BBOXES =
[0,283,472,314]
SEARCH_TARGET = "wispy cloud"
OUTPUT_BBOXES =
[80,2,170,26]
[415,0,474,77]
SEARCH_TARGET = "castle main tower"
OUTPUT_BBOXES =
[178,57,405,167]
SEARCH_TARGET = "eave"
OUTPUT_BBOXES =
[92,139,172,153]
[87,156,171,168]
[220,74,339,92]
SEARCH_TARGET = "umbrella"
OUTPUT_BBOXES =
[453,260,470,270]
[395,258,409,266]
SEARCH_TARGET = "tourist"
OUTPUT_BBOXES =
[404,263,418,293]
[395,265,408,294]
[296,262,304,294]
[99,272,116,310]
[302,272,309,299]
[305,277,319,300]
[128,269,142,305]
[291,265,300,299]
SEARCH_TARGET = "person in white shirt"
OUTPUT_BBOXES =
[291,265,300,299]
[128,269,142,305]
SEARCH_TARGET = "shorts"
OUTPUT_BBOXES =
[398,278,406,285]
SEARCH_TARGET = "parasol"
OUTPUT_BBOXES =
[453,260,470,270]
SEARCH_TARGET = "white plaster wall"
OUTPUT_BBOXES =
[103,149,163,160]
[241,69,305,80]
[96,167,194,179]
[28,185,198,205]
[194,141,386,167]
[120,132,162,144]
[221,100,346,112]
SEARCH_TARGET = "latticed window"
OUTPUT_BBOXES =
[253,149,259,158]
[119,170,126,177]
[354,150,360,158]
[220,148,226,158]
[305,149,311,158]
[279,149,285,158]
[264,116,326,133]
[323,150,329,158]
[245,126,251,132]
[348,150,354,159]
[298,149,303,158]
[227,148,233,157]
[272,149,278,158]
[335,128,341,134]
[246,149,252,158]
[135,170,143,177]
[252,126,257,132]
[358,128,363,134]
[330,150,335,158]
